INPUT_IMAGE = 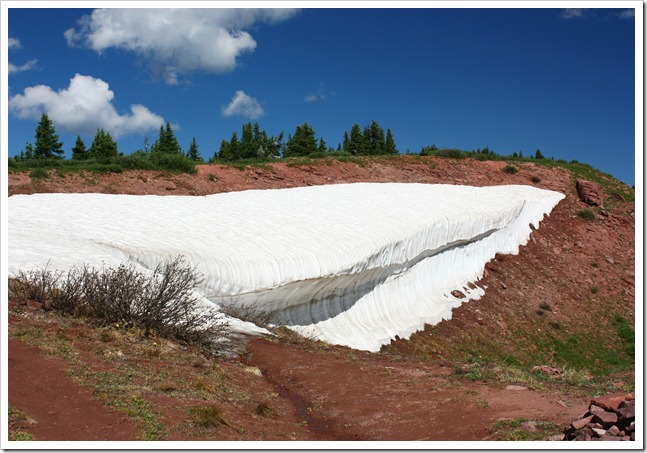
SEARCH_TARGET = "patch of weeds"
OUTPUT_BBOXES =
[559,368,592,388]
[8,405,35,441]
[188,404,231,428]
[475,399,490,409]
[489,418,561,441]
[613,314,635,358]
[530,176,541,184]
[502,164,519,174]
[125,398,164,441]
[69,367,165,440]
[155,381,178,393]
[29,168,50,180]
[549,320,562,330]
[538,302,552,312]
[208,173,218,182]
[142,341,162,358]
[591,262,600,269]
[578,208,596,220]
[98,329,117,343]
[9,431,34,441]
[254,402,276,418]
[590,286,599,294]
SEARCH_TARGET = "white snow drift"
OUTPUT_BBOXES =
[8,183,564,351]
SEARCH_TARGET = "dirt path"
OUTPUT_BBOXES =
[246,339,588,441]
[8,338,138,441]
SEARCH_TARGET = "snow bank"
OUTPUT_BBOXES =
[8,183,564,351]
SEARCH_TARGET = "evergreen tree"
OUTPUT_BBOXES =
[186,137,202,161]
[347,123,365,155]
[34,113,63,159]
[229,132,241,160]
[317,137,327,154]
[367,120,385,155]
[89,129,118,160]
[284,122,318,157]
[152,122,182,155]
[71,135,89,160]
[241,122,255,159]
[385,128,398,154]
[217,139,233,161]
[535,149,545,159]
[19,143,35,161]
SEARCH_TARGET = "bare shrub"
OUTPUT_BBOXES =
[8,263,60,306]
[9,256,229,354]
[218,302,274,329]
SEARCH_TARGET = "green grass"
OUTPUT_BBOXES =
[188,404,231,428]
[254,402,276,417]
[8,405,35,441]
[578,208,596,220]
[68,367,166,440]
[489,418,562,441]
[29,167,50,180]
[10,152,198,176]
[613,314,635,358]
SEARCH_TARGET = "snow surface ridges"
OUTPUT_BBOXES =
[8,183,564,351]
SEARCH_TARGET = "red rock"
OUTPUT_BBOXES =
[600,434,626,441]
[572,415,594,430]
[589,404,607,414]
[607,425,620,436]
[592,411,618,428]
[576,179,604,206]
[590,393,627,411]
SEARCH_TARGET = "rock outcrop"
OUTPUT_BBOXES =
[563,392,635,441]
[576,179,604,206]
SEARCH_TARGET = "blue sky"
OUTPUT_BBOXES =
[4,3,639,184]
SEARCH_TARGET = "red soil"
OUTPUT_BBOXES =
[7,155,635,443]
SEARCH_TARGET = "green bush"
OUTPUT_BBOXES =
[503,164,519,174]
[578,208,596,220]
[29,168,50,180]
[151,153,197,174]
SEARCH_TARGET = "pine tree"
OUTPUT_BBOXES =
[535,149,545,159]
[241,122,255,159]
[89,129,118,160]
[152,122,182,155]
[71,135,89,160]
[284,122,318,157]
[368,120,386,155]
[347,123,365,155]
[20,143,35,161]
[385,128,398,154]
[318,137,327,154]
[217,139,233,161]
[34,113,63,159]
[186,137,202,161]
[229,132,241,160]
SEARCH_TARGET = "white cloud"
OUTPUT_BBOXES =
[618,9,635,19]
[221,90,264,119]
[8,37,37,75]
[560,8,587,19]
[8,37,21,49]
[65,8,299,84]
[9,74,164,137]
[8,59,37,75]
[304,82,332,102]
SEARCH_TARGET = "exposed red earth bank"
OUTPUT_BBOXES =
[7,155,635,443]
